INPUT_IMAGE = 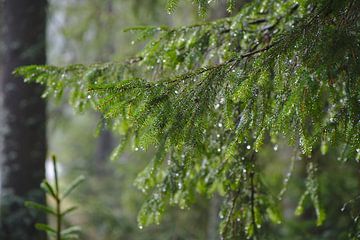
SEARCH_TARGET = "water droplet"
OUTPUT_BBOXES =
[273,144,278,151]
[87,95,92,99]
[135,147,139,151]
[131,41,135,45]
[218,122,223,128]
[217,148,221,152]
[174,90,179,94]
[216,134,220,138]
[246,145,251,150]
[139,225,143,229]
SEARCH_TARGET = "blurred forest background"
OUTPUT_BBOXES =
[1,0,359,239]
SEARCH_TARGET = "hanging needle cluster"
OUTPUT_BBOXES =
[16,0,360,238]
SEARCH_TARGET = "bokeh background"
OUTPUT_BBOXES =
[1,1,359,239]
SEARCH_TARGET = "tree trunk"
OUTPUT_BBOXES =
[0,0,48,239]
[94,116,115,174]
[93,0,115,174]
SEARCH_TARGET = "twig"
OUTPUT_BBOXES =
[241,44,274,58]
[250,152,257,239]
[52,156,61,240]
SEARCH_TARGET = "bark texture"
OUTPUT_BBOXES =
[0,0,48,239]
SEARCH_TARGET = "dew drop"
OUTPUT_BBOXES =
[273,144,278,151]
[246,145,251,150]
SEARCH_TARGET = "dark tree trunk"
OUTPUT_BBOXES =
[0,0,48,239]
[94,117,115,174]
[93,0,115,174]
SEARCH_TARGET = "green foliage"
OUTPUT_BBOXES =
[26,156,85,240]
[166,0,179,14]
[16,0,360,238]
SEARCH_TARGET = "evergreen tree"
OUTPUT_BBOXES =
[17,0,360,238]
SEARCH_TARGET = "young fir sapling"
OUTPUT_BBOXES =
[25,155,85,240]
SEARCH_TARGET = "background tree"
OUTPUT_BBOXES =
[0,0,48,239]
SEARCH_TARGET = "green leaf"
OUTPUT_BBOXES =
[315,206,326,226]
[267,206,282,224]
[227,0,235,13]
[166,0,179,13]
[61,175,85,200]
[35,223,56,234]
[61,206,78,217]
[61,226,81,236]
[40,180,57,200]
[25,201,57,216]
[295,191,309,216]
